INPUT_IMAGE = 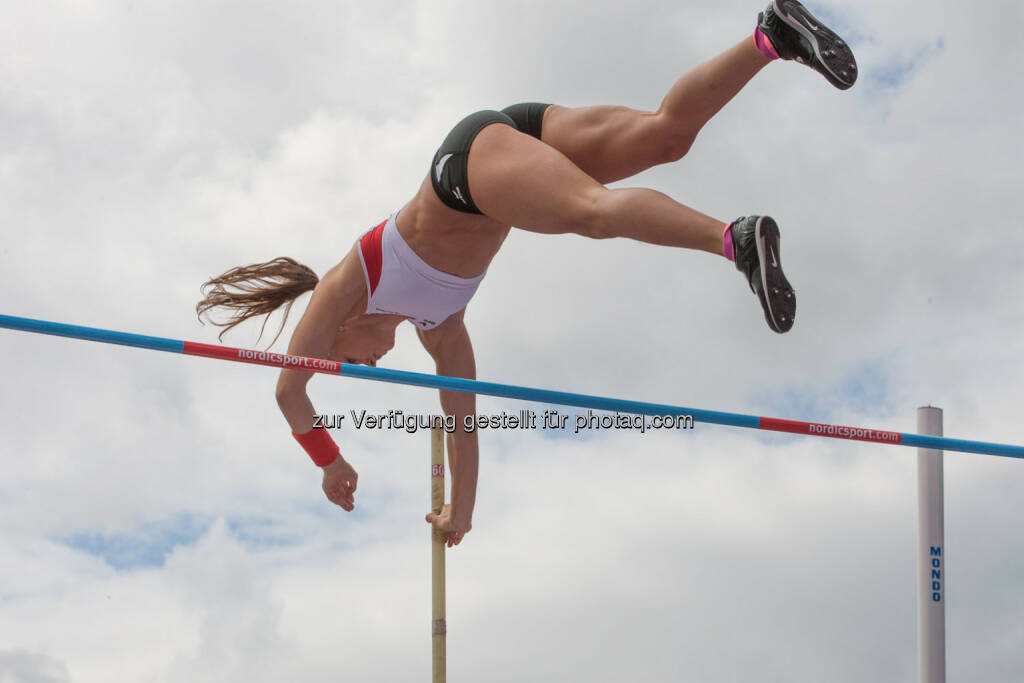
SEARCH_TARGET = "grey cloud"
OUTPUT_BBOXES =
[0,650,70,683]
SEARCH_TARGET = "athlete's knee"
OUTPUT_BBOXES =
[567,189,615,240]
[659,125,697,162]
[660,135,695,163]
[652,114,697,163]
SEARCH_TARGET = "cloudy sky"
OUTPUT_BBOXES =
[1,1,1022,681]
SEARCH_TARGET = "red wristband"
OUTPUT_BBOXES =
[292,428,340,467]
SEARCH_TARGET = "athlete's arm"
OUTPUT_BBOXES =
[276,246,365,510]
[417,311,478,547]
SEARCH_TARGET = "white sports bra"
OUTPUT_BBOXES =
[356,213,486,330]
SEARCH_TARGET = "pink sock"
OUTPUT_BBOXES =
[723,222,735,261]
[753,27,780,60]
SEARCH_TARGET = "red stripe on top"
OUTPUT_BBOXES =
[759,416,902,445]
[360,220,387,296]
[758,417,814,435]
[183,341,341,373]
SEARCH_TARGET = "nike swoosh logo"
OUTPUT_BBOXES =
[769,246,778,268]
[435,153,453,182]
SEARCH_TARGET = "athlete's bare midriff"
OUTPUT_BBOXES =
[394,176,512,279]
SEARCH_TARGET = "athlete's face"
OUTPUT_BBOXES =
[329,316,397,366]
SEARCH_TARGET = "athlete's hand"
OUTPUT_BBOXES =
[322,456,358,511]
[425,504,472,547]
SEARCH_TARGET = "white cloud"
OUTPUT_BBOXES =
[1,1,1022,681]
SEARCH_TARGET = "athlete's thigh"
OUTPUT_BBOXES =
[540,105,669,184]
[467,123,605,235]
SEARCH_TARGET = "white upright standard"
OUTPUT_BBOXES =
[917,406,945,683]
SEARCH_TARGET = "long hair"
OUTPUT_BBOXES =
[196,257,318,345]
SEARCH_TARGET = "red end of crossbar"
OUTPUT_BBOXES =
[183,342,341,374]
[760,416,903,445]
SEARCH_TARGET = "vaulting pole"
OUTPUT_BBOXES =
[2,315,1023,459]
[917,406,945,683]
[431,425,447,683]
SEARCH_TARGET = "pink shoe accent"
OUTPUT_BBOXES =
[753,27,780,60]
[723,222,735,261]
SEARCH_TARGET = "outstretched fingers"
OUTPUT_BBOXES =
[323,463,358,511]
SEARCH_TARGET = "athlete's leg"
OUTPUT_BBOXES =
[541,1,858,185]
[467,122,795,332]
[541,38,770,184]
[468,123,725,255]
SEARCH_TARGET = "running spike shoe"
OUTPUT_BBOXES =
[730,215,795,333]
[758,0,858,90]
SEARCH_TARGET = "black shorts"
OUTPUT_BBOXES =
[430,102,552,215]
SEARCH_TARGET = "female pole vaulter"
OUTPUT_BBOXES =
[196,2,858,547]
